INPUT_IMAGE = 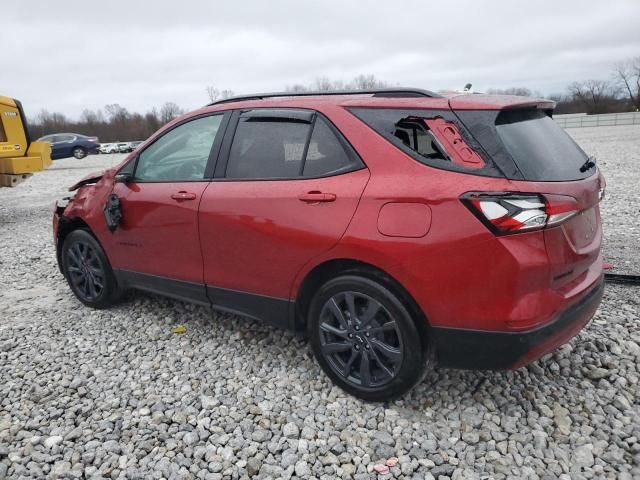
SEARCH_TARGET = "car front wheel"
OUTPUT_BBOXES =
[61,229,121,309]
[308,275,427,401]
[73,147,87,159]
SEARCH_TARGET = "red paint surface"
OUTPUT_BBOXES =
[377,202,432,238]
[57,92,603,345]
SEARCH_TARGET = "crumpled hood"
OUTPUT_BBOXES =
[68,170,110,191]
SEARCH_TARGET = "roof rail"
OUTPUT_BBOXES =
[208,88,442,106]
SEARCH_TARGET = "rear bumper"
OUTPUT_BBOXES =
[431,277,604,370]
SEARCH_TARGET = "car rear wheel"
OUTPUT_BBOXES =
[308,275,427,401]
[61,229,121,309]
[73,147,87,159]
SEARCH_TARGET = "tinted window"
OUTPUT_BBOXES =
[226,119,311,179]
[303,118,359,177]
[135,115,222,181]
[0,120,6,142]
[349,107,503,178]
[495,110,591,181]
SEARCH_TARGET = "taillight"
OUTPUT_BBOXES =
[462,192,579,235]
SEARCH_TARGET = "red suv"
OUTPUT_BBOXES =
[53,89,605,401]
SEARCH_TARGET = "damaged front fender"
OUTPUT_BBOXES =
[53,168,120,270]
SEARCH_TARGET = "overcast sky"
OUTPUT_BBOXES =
[3,0,639,119]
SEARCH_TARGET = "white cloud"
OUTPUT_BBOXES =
[3,0,639,118]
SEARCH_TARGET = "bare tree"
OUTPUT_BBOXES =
[206,86,220,102]
[220,89,234,99]
[348,74,390,90]
[286,74,390,92]
[206,86,235,102]
[614,57,640,111]
[159,102,183,124]
[486,87,541,97]
[285,84,309,92]
[314,76,334,91]
[567,80,620,114]
[313,77,345,91]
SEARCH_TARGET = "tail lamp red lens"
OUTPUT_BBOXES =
[462,192,579,235]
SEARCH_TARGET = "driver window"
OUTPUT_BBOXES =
[134,115,223,181]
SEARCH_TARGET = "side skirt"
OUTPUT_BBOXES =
[207,286,292,330]
[114,270,293,330]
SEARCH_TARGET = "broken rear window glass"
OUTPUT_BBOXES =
[393,119,448,162]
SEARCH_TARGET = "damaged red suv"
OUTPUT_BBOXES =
[53,89,605,401]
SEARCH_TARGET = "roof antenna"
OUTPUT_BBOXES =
[463,83,473,92]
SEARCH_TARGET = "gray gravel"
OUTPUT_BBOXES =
[1,127,639,480]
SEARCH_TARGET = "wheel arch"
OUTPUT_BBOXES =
[293,258,431,351]
[56,216,98,272]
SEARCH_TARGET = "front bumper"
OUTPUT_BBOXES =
[431,277,604,370]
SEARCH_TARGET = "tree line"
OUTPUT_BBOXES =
[29,102,184,143]
[28,57,639,142]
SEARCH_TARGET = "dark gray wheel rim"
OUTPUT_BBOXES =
[66,240,105,301]
[318,291,403,388]
[73,148,84,158]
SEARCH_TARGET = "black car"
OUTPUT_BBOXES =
[37,133,100,160]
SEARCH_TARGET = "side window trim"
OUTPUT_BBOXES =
[214,110,241,179]
[122,110,231,183]
[213,108,365,181]
[297,113,317,176]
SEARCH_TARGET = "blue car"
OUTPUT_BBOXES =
[37,133,100,160]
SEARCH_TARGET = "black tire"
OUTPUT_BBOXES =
[308,275,427,401]
[72,147,87,159]
[61,229,121,309]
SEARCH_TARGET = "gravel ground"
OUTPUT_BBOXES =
[0,126,639,480]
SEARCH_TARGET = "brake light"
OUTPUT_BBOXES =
[462,192,579,235]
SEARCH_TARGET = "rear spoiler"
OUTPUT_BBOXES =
[448,94,555,112]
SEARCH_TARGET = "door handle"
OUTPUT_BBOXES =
[170,191,197,201]
[298,191,337,203]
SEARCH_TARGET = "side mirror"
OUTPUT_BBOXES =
[114,172,132,183]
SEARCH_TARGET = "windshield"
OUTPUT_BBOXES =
[495,109,592,181]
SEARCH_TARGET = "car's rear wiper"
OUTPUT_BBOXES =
[579,155,597,173]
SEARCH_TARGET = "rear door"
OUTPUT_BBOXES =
[198,109,369,315]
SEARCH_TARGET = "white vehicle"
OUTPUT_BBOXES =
[117,142,132,153]
[99,143,119,154]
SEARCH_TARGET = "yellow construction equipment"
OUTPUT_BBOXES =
[0,95,52,187]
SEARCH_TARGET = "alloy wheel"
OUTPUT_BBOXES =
[66,240,105,301]
[318,291,403,388]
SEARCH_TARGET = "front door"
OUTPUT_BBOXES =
[108,113,228,301]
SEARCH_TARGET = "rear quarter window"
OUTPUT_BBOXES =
[348,107,504,178]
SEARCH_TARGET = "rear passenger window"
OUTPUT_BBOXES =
[225,113,361,179]
[226,119,310,179]
[303,118,359,177]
